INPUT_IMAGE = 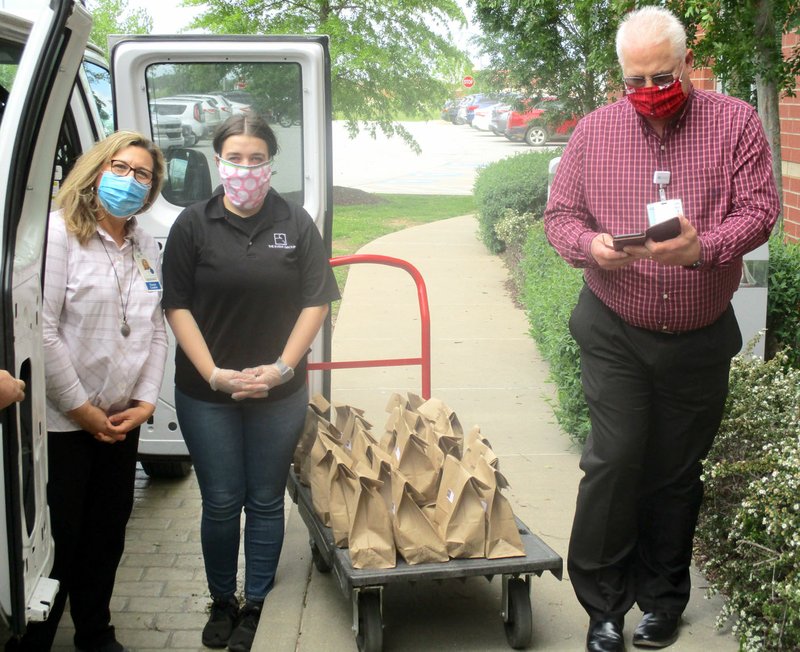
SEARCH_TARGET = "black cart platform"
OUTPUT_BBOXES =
[287,470,563,652]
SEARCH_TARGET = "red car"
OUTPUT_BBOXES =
[505,98,579,146]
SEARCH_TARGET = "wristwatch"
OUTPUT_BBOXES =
[274,357,295,384]
[685,258,703,270]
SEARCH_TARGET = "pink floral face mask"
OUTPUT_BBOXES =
[217,157,272,211]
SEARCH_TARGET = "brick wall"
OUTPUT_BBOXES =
[780,32,800,241]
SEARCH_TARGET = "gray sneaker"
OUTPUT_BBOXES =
[202,596,240,648]
[227,601,262,652]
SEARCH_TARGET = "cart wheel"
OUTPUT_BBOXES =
[309,539,331,573]
[504,578,533,649]
[355,591,383,652]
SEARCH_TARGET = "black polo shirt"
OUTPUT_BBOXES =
[162,187,340,403]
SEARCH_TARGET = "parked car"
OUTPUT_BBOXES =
[177,92,246,123]
[440,98,460,123]
[505,98,579,146]
[488,103,512,135]
[181,95,221,134]
[150,97,205,146]
[472,101,502,131]
[456,94,499,126]
[220,89,262,116]
[149,113,185,150]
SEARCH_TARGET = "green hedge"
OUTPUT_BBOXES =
[473,150,560,254]
[519,221,589,443]
[696,351,800,651]
[766,235,800,368]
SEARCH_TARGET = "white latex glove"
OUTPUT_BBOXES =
[209,367,254,395]
[229,365,277,401]
[241,364,283,390]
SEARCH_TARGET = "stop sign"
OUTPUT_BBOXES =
[462,75,475,88]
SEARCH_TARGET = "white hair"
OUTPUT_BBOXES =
[616,6,687,66]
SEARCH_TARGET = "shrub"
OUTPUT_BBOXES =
[494,208,538,251]
[472,150,560,254]
[696,349,800,651]
[519,220,589,443]
[766,235,800,368]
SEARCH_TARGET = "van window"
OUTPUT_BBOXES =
[146,61,303,204]
[0,39,23,126]
[83,60,113,136]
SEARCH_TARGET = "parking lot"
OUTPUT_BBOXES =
[331,119,544,195]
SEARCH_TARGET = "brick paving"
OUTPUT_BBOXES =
[52,466,218,652]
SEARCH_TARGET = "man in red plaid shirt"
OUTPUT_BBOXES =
[544,6,780,652]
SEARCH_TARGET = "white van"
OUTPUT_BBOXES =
[0,0,333,639]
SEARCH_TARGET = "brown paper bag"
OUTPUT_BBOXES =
[328,446,360,547]
[485,487,525,559]
[462,425,498,470]
[434,455,490,558]
[391,472,448,565]
[349,476,396,569]
[392,421,440,505]
[293,405,321,482]
[384,392,424,414]
[403,410,444,470]
[366,445,394,512]
[416,397,464,458]
[380,406,402,453]
[307,425,345,525]
[349,421,378,464]
[468,458,525,559]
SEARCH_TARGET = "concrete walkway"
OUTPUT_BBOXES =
[49,214,738,651]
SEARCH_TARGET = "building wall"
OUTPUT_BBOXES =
[780,31,800,241]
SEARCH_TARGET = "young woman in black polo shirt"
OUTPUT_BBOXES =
[162,115,339,652]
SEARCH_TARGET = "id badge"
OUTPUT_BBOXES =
[133,249,162,291]
[646,198,683,226]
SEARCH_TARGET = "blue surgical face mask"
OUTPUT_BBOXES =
[96,171,150,218]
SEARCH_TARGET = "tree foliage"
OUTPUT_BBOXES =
[473,0,623,115]
[182,0,470,151]
[671,0,800,103]
[87,0,153,57]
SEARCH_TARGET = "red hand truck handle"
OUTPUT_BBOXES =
[306,254,431,399]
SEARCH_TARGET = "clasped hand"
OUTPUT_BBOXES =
[211,365,281,401]
[68,401,155,445]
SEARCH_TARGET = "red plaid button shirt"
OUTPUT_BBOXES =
[544,89,780,333]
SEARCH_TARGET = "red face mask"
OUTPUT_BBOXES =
[625,76,687,120]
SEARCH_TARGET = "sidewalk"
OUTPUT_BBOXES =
[50,214,738,651]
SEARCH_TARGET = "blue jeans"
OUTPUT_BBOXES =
[175,386,307,602]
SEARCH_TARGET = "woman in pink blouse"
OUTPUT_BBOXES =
[10,131,167,652]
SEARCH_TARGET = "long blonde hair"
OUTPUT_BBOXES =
[55,131,165,245]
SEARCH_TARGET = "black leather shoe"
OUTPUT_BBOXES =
[586,619,624,652]
[632,612,680,648]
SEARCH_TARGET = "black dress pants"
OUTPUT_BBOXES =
[567,287,741,623]
[12,427,139,651]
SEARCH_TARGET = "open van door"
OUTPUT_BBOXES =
[109,36,333,477]
[0,0,93,637]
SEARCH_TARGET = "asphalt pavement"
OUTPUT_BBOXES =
[48,121,740,651]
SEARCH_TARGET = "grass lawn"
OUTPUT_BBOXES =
[329,191,476,313]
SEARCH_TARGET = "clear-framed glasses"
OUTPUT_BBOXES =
[623,65,683,90]
[109,159,154,185]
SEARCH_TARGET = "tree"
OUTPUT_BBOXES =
[87,0,153,57]
[672,0,800,234]
[472,0,623,116]
[182,0,469,151]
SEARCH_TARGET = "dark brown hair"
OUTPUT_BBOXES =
[212,114,279,158]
